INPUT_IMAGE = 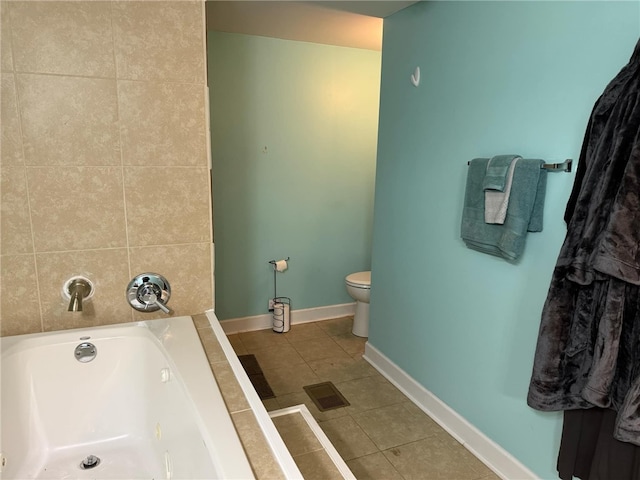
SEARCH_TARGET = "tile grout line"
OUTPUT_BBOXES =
[109,1,134,324]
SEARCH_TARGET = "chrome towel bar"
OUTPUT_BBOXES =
[466,158,572,172]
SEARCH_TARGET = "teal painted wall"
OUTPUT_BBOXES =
[208,32,381,320]
[371,2,639,477]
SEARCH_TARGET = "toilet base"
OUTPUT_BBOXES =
[352,301,370,337]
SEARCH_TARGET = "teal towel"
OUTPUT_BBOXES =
[483,154,522,191]
[461,158,547,260]
[527,161,547,232]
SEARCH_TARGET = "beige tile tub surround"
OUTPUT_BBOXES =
[118,81,207,167]
[0,0,212,336]
[112,1,205,84]
[124,167,211,246]
[16,73,120,167]
[1,2,13,72]
[0,255,41,336]
[1,73,23,165]
[27,167,128,252]
[1,166,33,255]
[8,1,115,78]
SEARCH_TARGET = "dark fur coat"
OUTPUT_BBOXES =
[528,39,640,445]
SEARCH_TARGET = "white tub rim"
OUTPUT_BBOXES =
[0,315,255,480]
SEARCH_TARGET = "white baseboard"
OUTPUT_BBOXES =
[219,302,356,335]
[363,343,538,480]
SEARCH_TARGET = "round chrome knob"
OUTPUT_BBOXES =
[126,273,171,313]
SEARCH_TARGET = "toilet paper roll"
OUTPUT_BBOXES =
[275,259,288,272]
[272,302,290,333]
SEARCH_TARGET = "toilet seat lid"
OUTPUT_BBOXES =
[346,271,371,288]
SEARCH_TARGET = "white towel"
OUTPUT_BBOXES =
[485,157,519,224]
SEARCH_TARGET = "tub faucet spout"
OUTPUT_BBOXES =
[67,279,92,312]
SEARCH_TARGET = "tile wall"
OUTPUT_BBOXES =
[0,1,213,335]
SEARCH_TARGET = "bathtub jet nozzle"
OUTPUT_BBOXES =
[66,277,93,312]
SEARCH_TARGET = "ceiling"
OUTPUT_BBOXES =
[307,1,417,17]
[206,1,418,51]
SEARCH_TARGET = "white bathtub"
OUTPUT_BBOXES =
[0,316,254,479]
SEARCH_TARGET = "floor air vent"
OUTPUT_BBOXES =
[303,381,350,412]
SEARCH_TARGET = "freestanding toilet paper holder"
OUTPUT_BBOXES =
[268,258,291,333]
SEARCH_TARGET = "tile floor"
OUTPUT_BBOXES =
[227,316,501,480]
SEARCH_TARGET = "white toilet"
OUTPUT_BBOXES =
[345,271,371,337]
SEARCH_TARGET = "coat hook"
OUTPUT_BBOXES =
[411,66,420,87]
